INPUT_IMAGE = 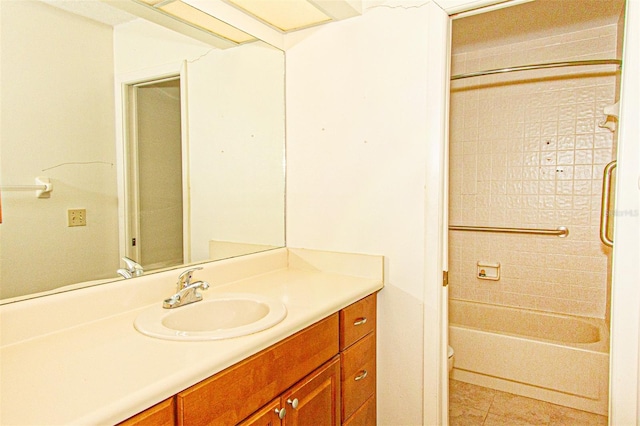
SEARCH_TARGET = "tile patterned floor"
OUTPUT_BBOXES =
[449,380,608,426]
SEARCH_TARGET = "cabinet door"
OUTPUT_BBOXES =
[282,357,341,426]
[239,398,283,426]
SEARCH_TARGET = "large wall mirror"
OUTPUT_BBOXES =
[0,0,285,303]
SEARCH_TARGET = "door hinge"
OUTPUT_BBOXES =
[443,271,449,287]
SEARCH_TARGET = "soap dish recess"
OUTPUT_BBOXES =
[477,261,500,281]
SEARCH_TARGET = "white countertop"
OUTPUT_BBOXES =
[0,248,383,425]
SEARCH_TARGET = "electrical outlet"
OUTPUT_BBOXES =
[68,209,86,227]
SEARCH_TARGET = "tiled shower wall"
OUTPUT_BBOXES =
[448,25,618,318]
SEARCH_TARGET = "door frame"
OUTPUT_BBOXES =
[126,76,183,266]
[114,61,192,267]
[608,1,640,423]
[424,0,640,424]
[422,3,451,426]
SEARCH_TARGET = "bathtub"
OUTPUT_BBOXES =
[449,299,609,415]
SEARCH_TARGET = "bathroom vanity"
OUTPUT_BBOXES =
[0,248,382,425]
[123,293,376,425]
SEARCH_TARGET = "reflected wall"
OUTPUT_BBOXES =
[1,2,285,301]
[0,1,119,298]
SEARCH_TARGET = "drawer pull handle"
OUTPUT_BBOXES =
[354,370,368,381]
[275,407,286,419]
[353,317,368,326]
[287,398,299,409]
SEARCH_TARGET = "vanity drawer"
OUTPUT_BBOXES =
[176,314,339,425]
[339,293,376,350]
[341,332,376,421]
[343,395,376,426]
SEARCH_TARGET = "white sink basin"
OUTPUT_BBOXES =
[134,293,287,341]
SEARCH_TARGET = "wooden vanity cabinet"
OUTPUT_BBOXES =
[118,397,175,426]
[342,395,376,426]
[120,293,377,426]
[239,293,377,426]
[240,357,341,426]
[339,294,377,425]
[176,314,339,425]
[280,357,341,425]
[339,294,376,350]
[236,398,282,426]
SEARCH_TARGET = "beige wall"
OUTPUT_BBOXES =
[286,5,437,424]
[187,42,286,261]
[448,24,619,318]
[114,20,285,264]
[0,1,118,299]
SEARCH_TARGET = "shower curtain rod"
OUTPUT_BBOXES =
[451,59,622,81]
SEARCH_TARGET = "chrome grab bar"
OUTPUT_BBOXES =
[449,225,568,237]
[600,160,617,247]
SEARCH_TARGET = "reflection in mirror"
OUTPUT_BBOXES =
[126,78,184,271]
[0,0,285,303]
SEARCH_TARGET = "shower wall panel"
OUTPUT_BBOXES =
[449,24,618,318]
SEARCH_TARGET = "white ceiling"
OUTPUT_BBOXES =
[39,0,351,31]
[38,0,359,50]
[40,0,138,26]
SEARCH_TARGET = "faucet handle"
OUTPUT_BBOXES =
[122,257,144,277]
[116,268,133,279]
[177,267,203,289]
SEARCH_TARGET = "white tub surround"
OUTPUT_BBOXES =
[0,248,383,425]
[449,299,609,415]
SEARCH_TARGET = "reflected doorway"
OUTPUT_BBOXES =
[125,77,185,270]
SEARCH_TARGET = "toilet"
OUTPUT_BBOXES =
[448,345,454,373]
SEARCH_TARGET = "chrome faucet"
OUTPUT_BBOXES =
[116,268,133,279]
[122,257,144,277]
[163,267,210,309]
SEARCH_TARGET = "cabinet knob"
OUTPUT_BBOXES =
[354,370,368,381]
[353,317,367,326]
[287,398,299,409]
[274,407,286,419]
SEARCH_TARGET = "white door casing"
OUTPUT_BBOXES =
[422,2,451,425]
[609,0,640,423]
[424,0,640,424]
